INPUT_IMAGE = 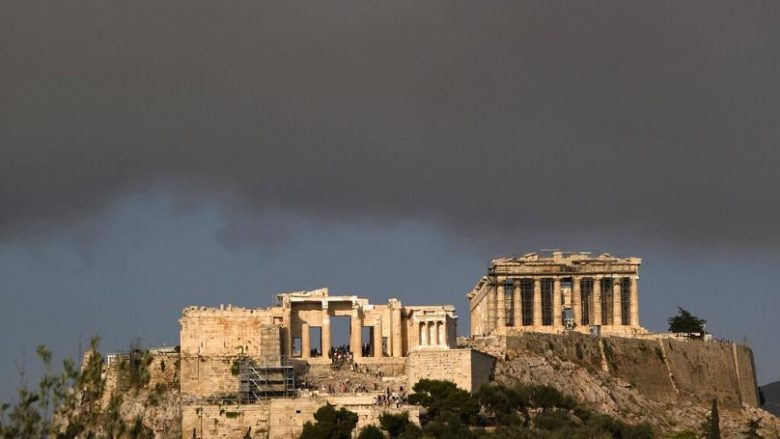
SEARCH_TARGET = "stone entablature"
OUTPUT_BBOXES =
[468,251,646,337]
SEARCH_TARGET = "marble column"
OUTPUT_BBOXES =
[285,306,293,358]
[533,277,542,326]
[438,321,446,346]
[351,306,362,358]
[630,276,640,327]
[429,322,436,346]
[301,322,310,358]
[487,288,497,331]
[321,303,331,357]
[613,277,622,326]
[513,281,522,327]
[496,277,506,328]
[420,322,428,346]
[572,276,582,326]
[392,306,403,357]
[553,277,562,328]
[593,276,602,326]
[373,320,383,358]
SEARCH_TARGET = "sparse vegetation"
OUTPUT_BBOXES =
[741,418,764,439]
[231,358,242,376]
[0,338,160,439]
[602,339,618,370]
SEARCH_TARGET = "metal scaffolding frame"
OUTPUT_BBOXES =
[238,356,296,402]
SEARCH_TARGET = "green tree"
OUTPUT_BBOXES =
[742,419,763,439]
[407,379,480,425]
[299,404,358,439]
[0,337,162,439]
[379,412,413,438]
[702,398,721,439]
[668,307,707,334]
[357,425,384,439]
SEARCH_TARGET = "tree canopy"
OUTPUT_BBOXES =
[305,380,654,439]
[299,404,358,439]
[668,307,707,334]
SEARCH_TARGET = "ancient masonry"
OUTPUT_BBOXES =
[468,251,644,336]
[179,288,493,439]
[115,250,759,439]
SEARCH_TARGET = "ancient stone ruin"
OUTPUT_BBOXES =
[93,250,766,438]
[179,288,493,438]
[468,251,644,336]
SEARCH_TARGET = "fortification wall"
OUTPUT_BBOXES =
[182,402,271,439]
[180,308,282,400]
[180,307,277,358]
[734,343,760,407]
[183,397,420,439]
[660,338,760,409]
[472,333,760,409]
[406,349,495,392]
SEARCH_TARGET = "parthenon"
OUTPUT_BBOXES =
[468,251,646,336]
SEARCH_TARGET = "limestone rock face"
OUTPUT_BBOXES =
[468,333,779,438]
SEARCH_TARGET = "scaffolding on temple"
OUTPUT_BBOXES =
[238,356,296,402]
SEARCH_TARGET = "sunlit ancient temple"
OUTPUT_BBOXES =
[468,251,646,336]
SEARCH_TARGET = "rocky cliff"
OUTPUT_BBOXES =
[467,333,778,438]
[80,334,779,439]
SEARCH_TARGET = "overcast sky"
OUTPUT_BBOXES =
[2,1,780,400]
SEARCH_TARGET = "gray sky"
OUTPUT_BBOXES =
[2,1,780,399]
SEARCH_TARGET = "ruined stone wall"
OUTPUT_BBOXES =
[406,349,495,392]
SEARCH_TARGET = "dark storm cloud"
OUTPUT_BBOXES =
[2,1,780,246]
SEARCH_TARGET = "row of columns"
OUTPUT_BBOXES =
[489,275,639,329]
[417,320,447,347]
[298,302,404,359]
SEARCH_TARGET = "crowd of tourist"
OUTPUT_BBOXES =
[373,387,406,408]
[328,345,353,370]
